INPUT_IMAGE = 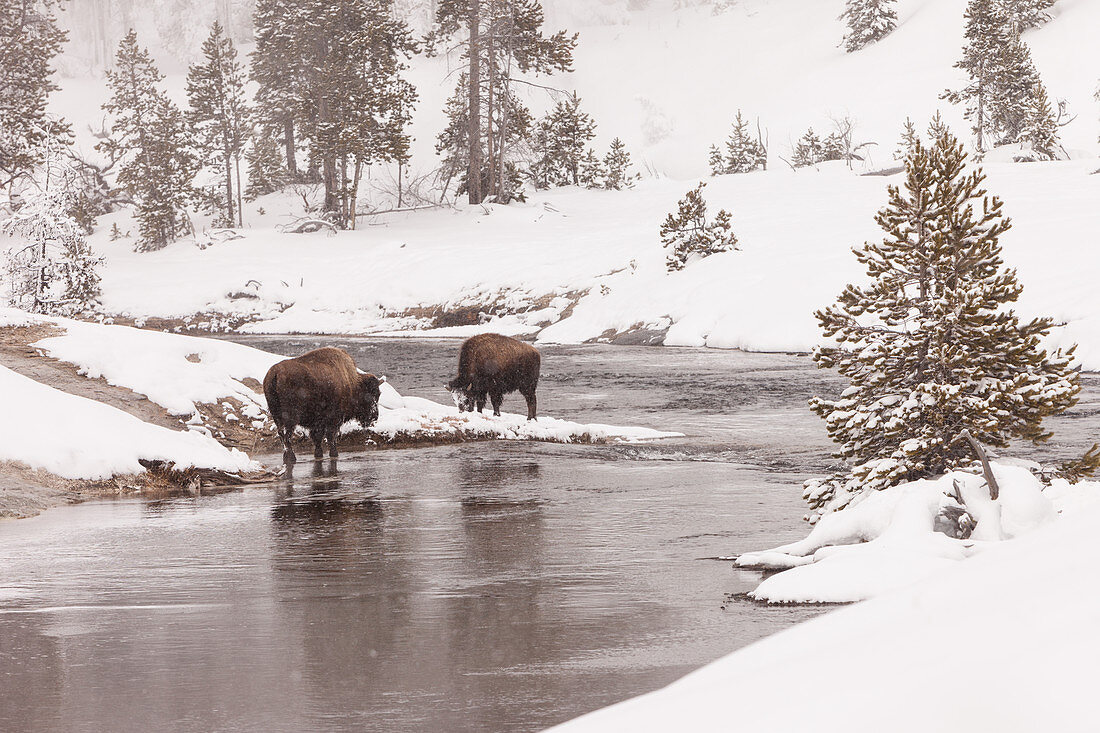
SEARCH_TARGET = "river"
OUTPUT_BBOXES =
[1,338,1096,732]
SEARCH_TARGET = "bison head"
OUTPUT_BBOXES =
[447,378,475,412]
[356,374,382,427]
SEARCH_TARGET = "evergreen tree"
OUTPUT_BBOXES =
[578,148,604,189]
[187,21,250,227]
[245,134,286,200]
[99,31,197,251]
[251,0,302,179]
[2,155,103,318]
[427,0,576,204]
[1001,0,1056,31]
[603,138,637,190]
[0,0,71,189]
[804,128,1080,519]
[660,182,739,272]
[943,1,1046,152]
[723,110,766,174]
[893,117,919,161]
[707,144,725,176]
[436,71,532,203]
[792,128,825,167]
[839,0,897,53]
[531,93,597,187]
[1019,80,1061,161]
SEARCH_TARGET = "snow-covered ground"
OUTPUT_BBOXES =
[550,472,1100,733]
[0,362,257,480]
[38,0,1100,367]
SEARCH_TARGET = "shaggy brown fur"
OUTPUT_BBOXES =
[263,347,382,464]
[447,333,540,419]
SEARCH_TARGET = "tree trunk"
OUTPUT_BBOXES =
[466,0,484,205]
[234,154,243,227]
[283,118,298,177]
[349,160,362,230]
[224,139,235,227]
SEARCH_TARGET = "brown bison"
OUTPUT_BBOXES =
[263,347,382,464]
[447,333,540,420]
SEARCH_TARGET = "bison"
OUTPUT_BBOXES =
[447,333,540,420]
[263,347,382,464]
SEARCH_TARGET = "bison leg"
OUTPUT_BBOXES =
[475,391,487,414]
[311,428,325,460]
[489,390,503,417]
[278,424,297,465]
[523,389,537,421]
[326,425,339,459]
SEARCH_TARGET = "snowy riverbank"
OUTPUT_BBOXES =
[550,468,1100,732]
[78,159,1100,370]
[0,309,677,516]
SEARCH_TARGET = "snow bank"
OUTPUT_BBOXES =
[735,464,1062,603]
[0,364,257,480]
[547,491,1100,733]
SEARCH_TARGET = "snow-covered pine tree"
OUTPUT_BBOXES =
[1001,0,1056,31]
[791,128,829,167]
[603,138,637,190]
[804,127,1080,520]
[579,148,604,189]
[187,21,250,228]
[839,0,897,53]
[2,187,103,317]
[707,144,725,176]
[244,134,285,200]
[1018,80,1061,161]
[532,93,597,187]
[943,0,1046,152]
[660,182,739,272]
[285,0,418,227]
[724,110,766,174]
[0,0,71,189]
[436,71,533,203]
[893,117,919,161]
[99,31,197,251]
[251,0,301,179]
[427,0,576,204]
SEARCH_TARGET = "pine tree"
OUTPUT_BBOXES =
[943,1,1046,152]
[427,0,576,204]
[804,127,1080,519]
[707,144,725,176]
[603,138,637,190]
[245,134,286,200]
[579,148,604,189]
[2,176,103,317]
[531,93,597,187]
[1019,80,1061,161]
[99,31,197,251]
[187,21,250,228]
[436,71,533,203]
[0,0,71,189]
[791,128,824,167]
[723,110,766,174]
[893,117,919,161]
[839,0,897,53]
[660,182,739,272]
[1001,0,1056,31]
[251,0,302,179]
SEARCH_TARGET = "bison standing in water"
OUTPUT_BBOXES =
[448,333,540,420]
[263,347,382,464]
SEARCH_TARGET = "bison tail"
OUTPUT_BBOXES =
[265,372,283,427]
